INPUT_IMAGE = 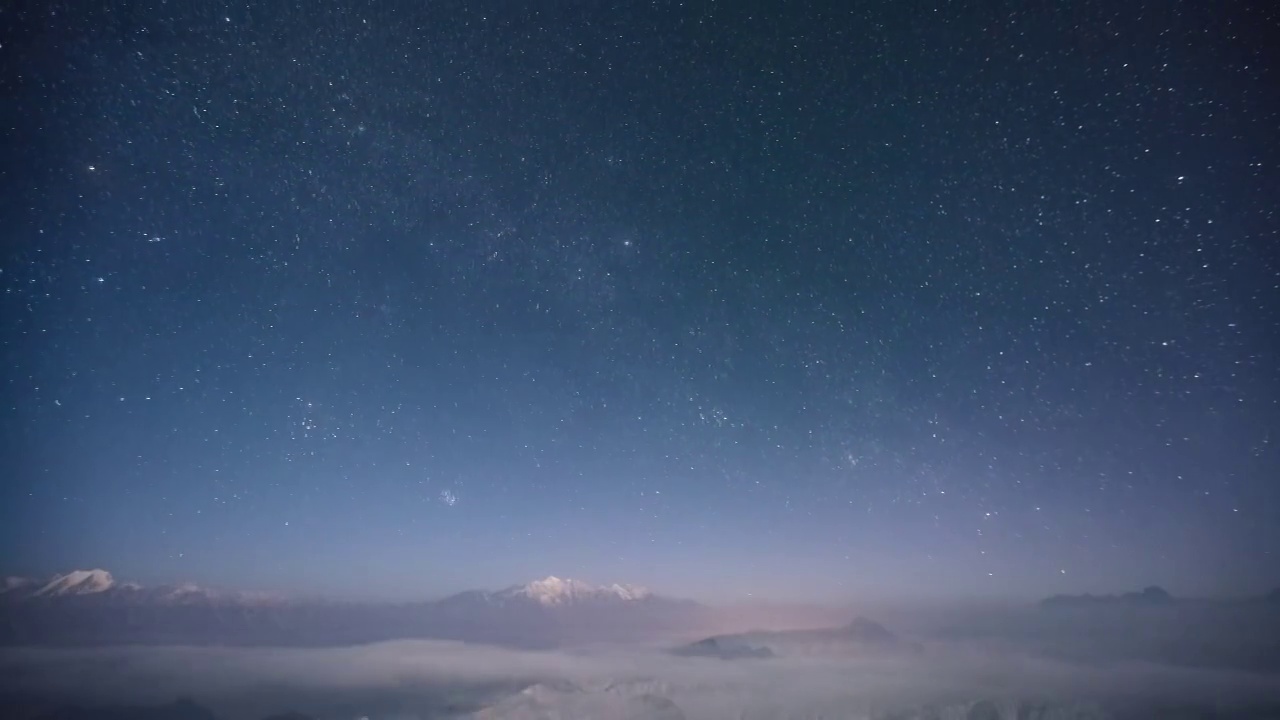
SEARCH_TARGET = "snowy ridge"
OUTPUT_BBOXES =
[0,570,700,648]
[606,582,653,601]
[3,570,655,610]
[32,569,116,597]
[153,582,227,604]
[496,576,653,606]
[0,569,283,606]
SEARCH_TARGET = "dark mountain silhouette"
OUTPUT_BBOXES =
[671,635,774,659]
[841,616,901,645]
[1040,585,1174,608]
[672,616,917,659]
[932,586,1280,673]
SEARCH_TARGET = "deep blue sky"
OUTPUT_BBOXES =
[2,0,1277,603]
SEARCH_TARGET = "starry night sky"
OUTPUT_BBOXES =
[2,1,1277,603]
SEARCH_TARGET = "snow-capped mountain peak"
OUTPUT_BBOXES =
[1,570,289,607]
[605,582,652,601]
[520,576,595,605]
[500,576,652,605]
[32,569,115,597]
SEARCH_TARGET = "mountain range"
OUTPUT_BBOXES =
[1038,585,1280,609]
[1038,585,1175,608]
[0,570,705,649]
[1,569,282,606]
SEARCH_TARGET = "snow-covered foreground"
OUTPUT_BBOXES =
[3,639,1280,719]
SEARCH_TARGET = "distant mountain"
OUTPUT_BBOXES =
[141,582,286,606]
[1040,585,1174,608]
[3,570,133,601]
[0,570,282,607]
[496,576,653,605]
[841,616,901,645]
[0,571,704,649]
[424,576,704,648]
[30,569,117,598]
[933,587,1280,673]
[1042,585,1280,610]
[672,616,917,659]
[671,635,775,659]
[437,576,656,610]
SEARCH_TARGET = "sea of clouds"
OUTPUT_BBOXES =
[4,635,1280,720]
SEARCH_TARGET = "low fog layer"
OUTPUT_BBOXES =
[3,636,1280,720]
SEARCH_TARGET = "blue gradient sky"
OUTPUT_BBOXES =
[2,0,1277,603]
